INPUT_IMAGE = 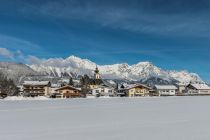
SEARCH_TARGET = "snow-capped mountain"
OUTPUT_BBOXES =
[29,55,203,83]
[0,62,38,83]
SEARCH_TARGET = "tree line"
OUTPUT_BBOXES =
[0,72,18,98]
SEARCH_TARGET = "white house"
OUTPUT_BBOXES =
[92,85,114,97]
[22,81,51,97]
[186,84,210,95]
[154,85,177,96]
[49,84,60,98]
[175,83,187,94]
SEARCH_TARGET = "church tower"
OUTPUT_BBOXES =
[94,66,101,79]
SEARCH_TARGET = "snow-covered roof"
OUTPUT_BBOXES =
[23,81,50,86]
[190,84,210,90]
[51,84,60,88]
[56,85,80,91]
[155,85,177,90]
[176,82,188,86]
[93,85,114,90]
[125,84,151,90]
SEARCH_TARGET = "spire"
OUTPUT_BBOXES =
[94,65,99,74]
[94,65,100,79]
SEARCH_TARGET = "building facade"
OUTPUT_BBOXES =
[55,85,81,98]
[125,84,151,97]
[154,85,177,96]
[23,81,51,97]
[186,84,210,95]
[175,83,187,95]
[92,85,115,97]
[87,67,103,90]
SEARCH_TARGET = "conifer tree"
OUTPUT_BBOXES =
[69,77,74,86]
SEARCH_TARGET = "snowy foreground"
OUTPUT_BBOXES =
[0,97,210,140]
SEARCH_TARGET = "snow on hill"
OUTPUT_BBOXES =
[29,55,203,83]
[0,62,38,83]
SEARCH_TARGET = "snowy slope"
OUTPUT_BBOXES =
[0,62,38,83]
[29,55,203,83]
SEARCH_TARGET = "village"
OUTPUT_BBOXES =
[1,66,209,99]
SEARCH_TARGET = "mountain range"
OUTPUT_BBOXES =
[29,55,203,84]
[0,56,203,85]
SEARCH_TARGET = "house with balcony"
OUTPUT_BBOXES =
[55,85,81,98]
[22,81,51,97]
[124,84,152,97]
[92,85,115,97]
[186,83,210,95]
[154,85,177,96]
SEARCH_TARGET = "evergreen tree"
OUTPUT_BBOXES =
[61,83,66,87]
[80,74,90,97]
[69,77,74,86]
[120,84,125,89]
[116,83,119,90]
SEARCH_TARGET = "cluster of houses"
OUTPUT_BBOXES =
[18,67,210,98]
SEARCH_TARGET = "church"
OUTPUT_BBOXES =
[88,66,103,89]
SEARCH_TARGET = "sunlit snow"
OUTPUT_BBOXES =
[0,97,210,140]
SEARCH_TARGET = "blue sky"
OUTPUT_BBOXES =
[0,0,210,82]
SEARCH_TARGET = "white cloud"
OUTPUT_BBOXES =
[15,50,25,59]
[0,48,13,58]
[26,55,44,65]
[0,34,44,53]
[18,1,210,37]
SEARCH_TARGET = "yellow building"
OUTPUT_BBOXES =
[88,84,98,89]
[125,84,152,97]
[88,79,103,89]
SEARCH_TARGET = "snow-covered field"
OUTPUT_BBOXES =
[0,97,210,140]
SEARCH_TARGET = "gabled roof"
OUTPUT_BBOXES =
[92,85,114,90]
[189,84,210,90]
[101,80,115,88]
[55,85,80,91]
[125,84,152,90]
[175,82,188,86]
[23,81,50,86]
[51,84,60,88]
[155,85,177,90]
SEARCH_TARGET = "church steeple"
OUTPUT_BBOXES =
[94,66,100,79]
